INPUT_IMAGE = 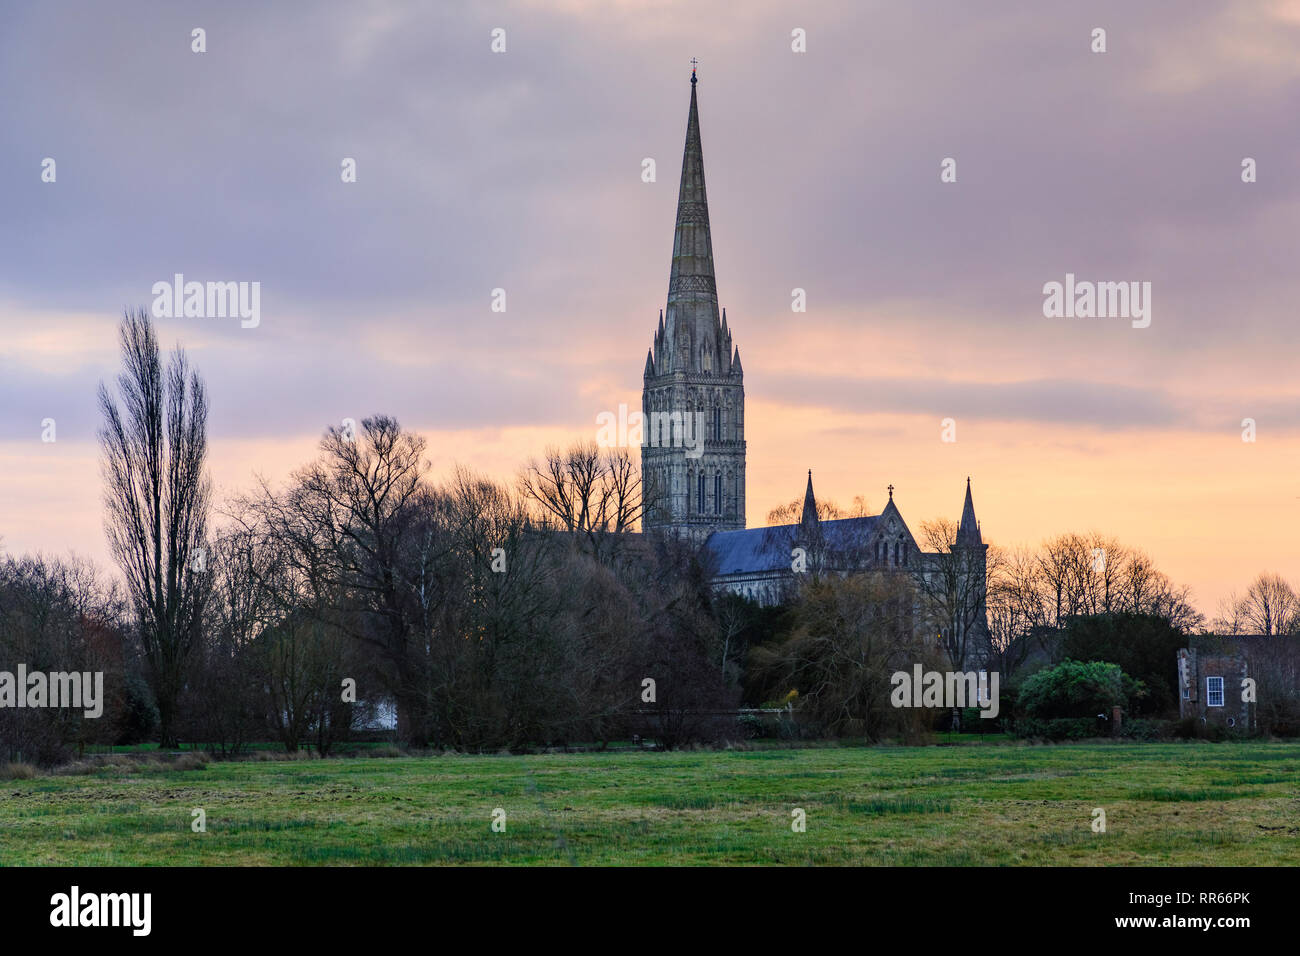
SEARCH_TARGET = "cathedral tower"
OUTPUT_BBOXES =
[641,68,746,534]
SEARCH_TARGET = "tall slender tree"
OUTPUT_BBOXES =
[98,309,211,747]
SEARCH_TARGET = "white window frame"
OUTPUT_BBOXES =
[1206,676,1224,708]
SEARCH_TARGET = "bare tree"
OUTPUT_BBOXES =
[242,415,439,746]
[430,467,558,749]
[1077,533,1124,615]
[1135,575,1203,634]
[0,554,126,763]
[518,442,651,560]
[916,519,995,671]
[183,526,274,754]
[713,592,753,686]
[260,602,356,755]
[750,571,934,741]
[990,533,1207,675]
[981,545,1030,674]
[1034,533,1089,626]
[1230,573,1300,635]
[765,494,869,526]
[1211,595,1246,636]
[98,309,210,747]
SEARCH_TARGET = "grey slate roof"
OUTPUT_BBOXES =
[706,515,882,576]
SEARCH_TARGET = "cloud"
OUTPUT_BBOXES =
[762,373,1187,430]
[1,0,1296,613]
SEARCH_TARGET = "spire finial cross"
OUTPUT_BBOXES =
[690,57,698,84]
[887,484,894,500]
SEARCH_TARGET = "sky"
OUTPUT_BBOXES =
[1,0,1297,618]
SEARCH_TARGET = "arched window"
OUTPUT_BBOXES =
[714,472,722,514]
[698,472,705,513]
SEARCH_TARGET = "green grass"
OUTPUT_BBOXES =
[0,741,1297,865]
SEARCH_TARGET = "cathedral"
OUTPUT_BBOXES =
[641,70,989,647]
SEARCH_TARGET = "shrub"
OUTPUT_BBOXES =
[1011,717,1099,740]
[0,762,37,780]
[1119,718,1175,741]
[1017,659,1144,720]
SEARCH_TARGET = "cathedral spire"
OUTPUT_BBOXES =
[957,476,983,546]
[641,72,745,536]
[800,470,819,527]
[662,68,721,373]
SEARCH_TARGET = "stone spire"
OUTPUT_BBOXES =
[957,476,983,546]
[800,470,818,527]
[655,68,727,376]
[641,70,745,536]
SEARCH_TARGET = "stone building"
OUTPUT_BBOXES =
[639,72,989,659]
[706,470,989,655]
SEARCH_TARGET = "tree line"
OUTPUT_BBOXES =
[3,311,1297,763]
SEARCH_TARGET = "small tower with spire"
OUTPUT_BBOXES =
[800,470,818,528]
[794,469,827,575]
[952,477,991,662]
[956,477,985,550]
[642,66,746,535]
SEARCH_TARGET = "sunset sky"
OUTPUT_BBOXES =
[1,0,1297,617]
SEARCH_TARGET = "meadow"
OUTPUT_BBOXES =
[1,741,1297,865]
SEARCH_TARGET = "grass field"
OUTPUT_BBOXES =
[2,741,1298,865]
